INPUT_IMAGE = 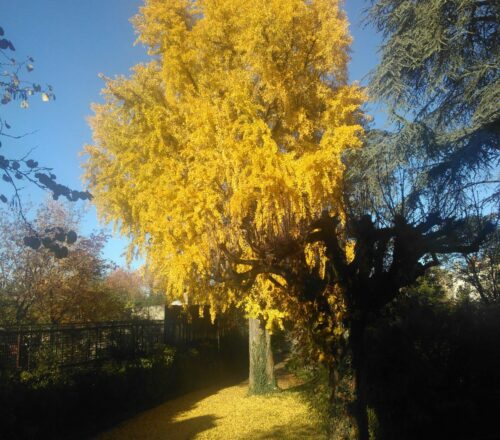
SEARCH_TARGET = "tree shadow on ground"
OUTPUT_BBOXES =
[99,414,219,440]
[96,382,230,440]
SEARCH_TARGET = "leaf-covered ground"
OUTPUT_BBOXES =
[97,372,325,440]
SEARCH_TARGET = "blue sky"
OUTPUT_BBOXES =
[1,0,382,267]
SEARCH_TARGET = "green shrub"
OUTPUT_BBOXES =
[0,337,247,440]
[286,292,500,440]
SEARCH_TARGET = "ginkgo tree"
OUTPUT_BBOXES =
[84,0,365,394]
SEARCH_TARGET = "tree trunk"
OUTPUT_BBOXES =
[350,319,369,440]
[327,319,369,440]
[248,317,276,395]
[327,346,357,439]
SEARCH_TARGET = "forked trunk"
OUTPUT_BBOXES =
[248,317,276,395]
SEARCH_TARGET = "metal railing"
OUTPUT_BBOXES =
[0,307,224,371]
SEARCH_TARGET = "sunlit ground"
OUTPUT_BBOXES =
[97,372,325,440]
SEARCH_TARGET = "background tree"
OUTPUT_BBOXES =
[456,227,499,303]
[104,267,164,318]
[84,0,365,394]
[0,200,128,324]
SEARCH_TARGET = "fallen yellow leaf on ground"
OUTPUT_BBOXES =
[98,377,324,440]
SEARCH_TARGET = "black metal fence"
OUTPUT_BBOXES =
[0,306,225,371]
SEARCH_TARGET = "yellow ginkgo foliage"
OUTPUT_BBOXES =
[83,0,365,326]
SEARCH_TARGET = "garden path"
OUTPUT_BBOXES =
[97,369,324,440]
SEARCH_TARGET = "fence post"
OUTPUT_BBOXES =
[217,319,220,352]
[132,323,137,357]
[16,332,21,370]
[95,326,99,361]
[27,327,31,371]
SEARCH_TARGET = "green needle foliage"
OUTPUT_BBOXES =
[361,0,499,218]
[370,0,498,122]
